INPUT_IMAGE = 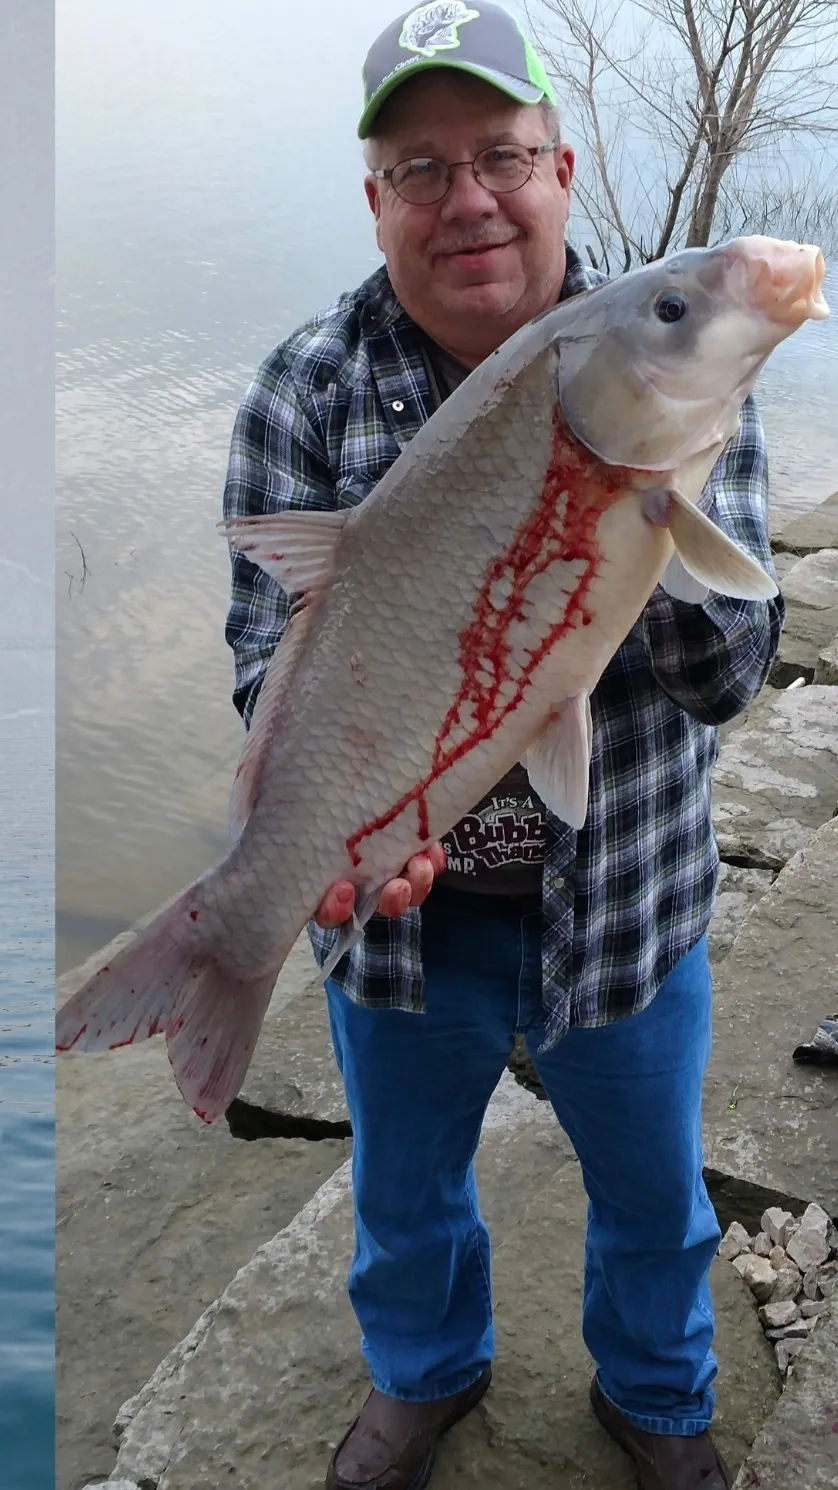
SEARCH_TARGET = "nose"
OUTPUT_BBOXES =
[726,236,830,326]
[439,162,499,220]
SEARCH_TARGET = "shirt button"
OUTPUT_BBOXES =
[392,399,405,412]
[555,877,565,889]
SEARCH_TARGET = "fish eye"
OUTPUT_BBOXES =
[654,290,689,324]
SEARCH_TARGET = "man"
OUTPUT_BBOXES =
[223,5,783,1487]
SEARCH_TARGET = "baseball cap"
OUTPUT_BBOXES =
[358,1,557,139]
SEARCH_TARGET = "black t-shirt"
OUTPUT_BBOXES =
[421,336,547,897]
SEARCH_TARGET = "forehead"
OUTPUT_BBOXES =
[373,70,544,157]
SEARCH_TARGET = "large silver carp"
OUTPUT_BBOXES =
[56,235,829,1121]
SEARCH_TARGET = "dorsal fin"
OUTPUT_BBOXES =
[219,509,347,596]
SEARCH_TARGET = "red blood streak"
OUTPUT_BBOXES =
[345,410,629,867]
[189,909,199,921]
[59,1022,88,1051]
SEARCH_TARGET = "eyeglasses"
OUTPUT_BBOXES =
[371,141,558,206]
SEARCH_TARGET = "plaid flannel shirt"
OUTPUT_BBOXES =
[222,245,784,1048]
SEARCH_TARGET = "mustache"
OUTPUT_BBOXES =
[430,232,518,254]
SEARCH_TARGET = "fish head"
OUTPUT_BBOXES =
[554,236,829,473]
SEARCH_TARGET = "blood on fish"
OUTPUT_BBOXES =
[60,1023,88,1050]
[346,411,628,864]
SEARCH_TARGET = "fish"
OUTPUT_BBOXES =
[55,235,829,1123]
[399,2,481,58]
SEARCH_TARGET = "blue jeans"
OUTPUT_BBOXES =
[325,886,720,1436]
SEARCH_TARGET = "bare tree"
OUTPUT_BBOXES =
[527,0,838,271]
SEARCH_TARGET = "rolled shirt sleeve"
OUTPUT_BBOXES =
[639,395,785,727]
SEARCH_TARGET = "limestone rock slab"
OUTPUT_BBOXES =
[92,1106,777,1490]
[771,489,838,555]
[709,863,775,962]
[704,817,838,1218]
[814,632,838,685]
[733,1301,838,1489]
[56,931,352,1490]
[232,937,350,1126]
[770,549,838,685]
[711,685,838,870]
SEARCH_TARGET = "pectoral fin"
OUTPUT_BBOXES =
[644,487,778,601]
[525,692,593,831]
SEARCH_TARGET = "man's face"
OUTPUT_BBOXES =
[364,71,575,364]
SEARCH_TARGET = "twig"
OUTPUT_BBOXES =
[66,532,90,599]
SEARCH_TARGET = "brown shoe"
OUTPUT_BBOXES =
[325,1368,491,1490]
[591,1380,732,1489]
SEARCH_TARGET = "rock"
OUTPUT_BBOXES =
[803,1264,822,1300]
[771,490,838,556]
[711,687,838,871]
[769,1264,804,1303]
[709,863,774,962]
[732,1253,778,1302]
[814,632,838,686]
[800,1299,827,1318]
[231,941,349,1126]
[768,1246,788,1270]
[765,1321,809,1341]
[719,1221,753,1261]
[733,1289,838,1488]
[775,1337,807,1374]
[753,1231,773,1257]
[759,1298,800,1330]
[768,549,838,686]
[762,1207,796,1248]
[786,1203,832,1271]
[817,1261,838,1298]
[805,1315,821,1332]
[703,818,838,1220]
[103,1148,779,1490]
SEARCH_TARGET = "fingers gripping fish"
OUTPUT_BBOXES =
[55,236,829,1122]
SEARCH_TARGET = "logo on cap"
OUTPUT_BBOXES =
[399,2,481,58]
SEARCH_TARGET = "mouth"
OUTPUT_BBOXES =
[441,242,515,268]
[729,237,831,326]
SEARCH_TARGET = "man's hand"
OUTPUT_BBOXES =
[314,843,447,929]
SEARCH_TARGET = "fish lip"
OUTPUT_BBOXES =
[806,248,830,320]
[729,240,830,326]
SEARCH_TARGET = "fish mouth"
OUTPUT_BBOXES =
[726,236,830,326]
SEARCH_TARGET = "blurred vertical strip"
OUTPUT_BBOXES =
[0,1,56,1488]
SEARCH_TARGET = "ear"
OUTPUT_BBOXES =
[555,142,575,191]
[364,174,381,219]
[364,175,385,252]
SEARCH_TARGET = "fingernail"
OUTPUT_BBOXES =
[336,887,353,905]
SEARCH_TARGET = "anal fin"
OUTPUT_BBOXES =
[320,883,386,980]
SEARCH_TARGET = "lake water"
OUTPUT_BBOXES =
[56,0,838,975]
[0,649,55,1488]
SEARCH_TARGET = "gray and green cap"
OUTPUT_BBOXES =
[358,1,556,139]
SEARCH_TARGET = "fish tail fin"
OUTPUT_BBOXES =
[55,885,281,1124]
